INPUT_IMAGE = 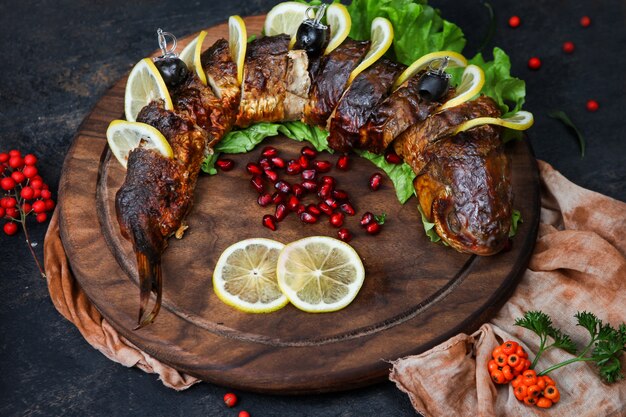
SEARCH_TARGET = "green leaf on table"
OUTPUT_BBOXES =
[548,110,586,158]
[509,209,522,237]
[355,149,416,204]
[278,121,332,152]
[214,123,282,154]
[200,153,219,175]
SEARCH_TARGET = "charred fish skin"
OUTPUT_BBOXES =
[327,58,404,153]
[303,38,371,127]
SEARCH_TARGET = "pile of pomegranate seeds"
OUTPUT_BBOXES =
[244,145,385,241]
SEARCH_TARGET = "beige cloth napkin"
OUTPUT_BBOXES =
[44,160,626,410]
[391,160,626,416]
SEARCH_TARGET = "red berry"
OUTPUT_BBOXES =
[8,157,24,169]
[41,189,52,199]
[336,155,350,170]
[580,15,591,27]
[562,41,575,54]
[274,180,292,194]
[20,186,34,200]
[332,189,348,201]
[275,203,288,221]
[264,169,278,183]
[369,173,383,191]
[300,179,318,192]
[287,195,300,211]
[4,222,18,236]
[306,204,321,216]
[258,157,272,170]
[384,151,402,164]
[1,177,16,191]
[0,207,4,217]
[329,212,344,228]
[262,215,277,231]
[366,222,381,235]
[45,199,57,212]
[8,150,21,158]
[296,204,306,215]
[1,197,17,208]
[313,160,332,173]
[261,146,278,157]
[246,162,263,176]
[320,176,335,186]
[250,176,265,193]
[223,392,238,408]
[301,169,316,180]
[318,202,333,216]
[33,189,41,199]
[360,212,374,226]
[216,158,235,171]
[286,159,302,175]
[270,156,285,169]
[32,200,46,214]
[298,155,310,169]
[324,197,338,209]
[337,228,352,242]
[239,411,250,417]
[22,203,31,213]
[5,207,18,218]
[292,183,305,197]
[508,15,521,28]
[586,99,599,112]
[257,193,272,207]
[24,154,37,166]
[36,212,48,223]
[11,171,26,183]
[339,202,356,216]
[271,192,284,205]
[30,178,43,189]
[0,153,8,163]
[318,183,333,199]
[300,146,317,159]
[528,57,541,70]
[300,212,318,224]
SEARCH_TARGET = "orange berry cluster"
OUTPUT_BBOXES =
[488,340,531,384]
[512,370,560,408]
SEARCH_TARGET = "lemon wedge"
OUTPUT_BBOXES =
[453,111,535,135]
[348,17,394,83]
[229,15,247,85]
[392,51,468,90]
[124,58,173,122]
[213,238,288,313]
[106,120,173,168]
[276,236,365,313]
[438,64,485,111]
[264,1,309,40]
[324,3,351,55]
[179,30,208,85]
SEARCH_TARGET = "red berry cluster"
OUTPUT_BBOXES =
[223,392,251,417]
[1,150,55,236]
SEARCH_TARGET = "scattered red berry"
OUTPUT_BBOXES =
[216,158,235,171]
[360,212,374,226]
[3,222,18,236]
[301,179,318,192]
[528,57,541,70]
[339,202,355,216]
[508,15,521,28]
[300,146,317,159]
[586,99,599,112]
[264,169,279,183]
[337,228,352,242]
[223,392,238,408]
[336,155,350,170]
[246,162,263,176]
[300,212,318,224]
[239,411,250,417]
[384,151,402,164]
[313,160,332,173]
[329,212,344,228]
[369,173,383,191]
[291,183,305,197]
[580,16,591,27]
[562,41,575,54]
[332,189,348,201]
[365,222,381,235]
[286,159,302,175]
[257,193,272,207]
[250,176,264,193]
[275,204,288,221]
[301,169,316,180]
[298,154,310,169]
[261,146,278,158]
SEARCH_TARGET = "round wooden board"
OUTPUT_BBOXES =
[57,15,539,394]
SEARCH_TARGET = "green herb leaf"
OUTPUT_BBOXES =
[247,34,257,43]
[355,150,416,204]
[374,212,387,225]
[509,209,522,237]
[417,204,442,243]
[548,110,586,158]
[200,152,219,175]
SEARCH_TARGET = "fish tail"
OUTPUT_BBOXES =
[134,251,163,330]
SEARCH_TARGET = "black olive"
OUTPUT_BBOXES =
[417,72,450,102]
[294,21,329,57]
[154,57,189,89]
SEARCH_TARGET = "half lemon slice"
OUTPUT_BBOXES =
[348,17,393,83]
[229,15,247,85]
[106,120,173,169]
[438,64,485,111]
[392,51,467,90]
[277,236,365,313]
[124,58,173,122]
[213,238,288,313]
[179,30,208,85]
[324,3,351,55]
[263,1,309,39]
[453,111,535,135]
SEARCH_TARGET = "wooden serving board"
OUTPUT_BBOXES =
[57,15,539,394]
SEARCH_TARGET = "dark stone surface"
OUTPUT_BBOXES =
[0,1,624,416]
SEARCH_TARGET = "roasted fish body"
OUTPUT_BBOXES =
[327,58,404,153]
[397,96,512,255]
[303,38,370,127]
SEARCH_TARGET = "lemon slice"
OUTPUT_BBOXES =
[453,111,535,135]
[264,1,309,40]
[324,3,351,55]
[124,58,173,122]
[229,15,247,85]
[438,64,485,111]
[276,236,365,313]
[348,17,394,83]
[179,30,208,85]
[213,238,288,313]
[392,51,468,90]
[106,120,173,168]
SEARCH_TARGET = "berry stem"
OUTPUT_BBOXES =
[19,209,46,279]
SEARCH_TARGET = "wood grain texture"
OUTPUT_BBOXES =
[58,15,540,394]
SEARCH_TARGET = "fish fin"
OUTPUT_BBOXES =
[134,251,163,330]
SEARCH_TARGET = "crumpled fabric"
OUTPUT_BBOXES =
[390,160,626,417]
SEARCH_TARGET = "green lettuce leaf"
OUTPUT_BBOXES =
[509,209,522,237]
[355,150,416,204]
[417,204,444,243]
[214,123,281,154]
[200,153,219,175]
[278,121,332,152]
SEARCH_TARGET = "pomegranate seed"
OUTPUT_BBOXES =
[301,179,318,192]
[366,222,381,235]
[369,173,383,191]
[296,204,306,215]
[286,159,302,175]
[301,169,316,180]
[586,99,599,112]
[306,204,321,216]
[340,202,356,216]
[216,158,235,171]
[275,204,288,221]
[246,162,263,176]
[313,160,332,172]
[329,212,345,228]
[262,146,278,157]
[508,15,520,28]
[336,155,349,170]
[271,192,284,204]
[298,155,310,169]
[250,176,265,193]
[332,189,349,201]
[257,193,272,207]
[320,176,335,187]
[287,195,300,211]
[301,146,317,158]
[318,202,333,216]
[385,152,402,164]
[360,212,374,226]
[318,183,333,199]
[262,215,277,231]
[580,15,591,27]
[528,57,541,70]
[271,156,286,168]
[264,169,278,182]
[562,41,575,54]
[292,183,305,197]
[258,157,272,170]
[300,212,318,224]
[337,228,352,242]
[275,180,292,194]
[324,197,338,209]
